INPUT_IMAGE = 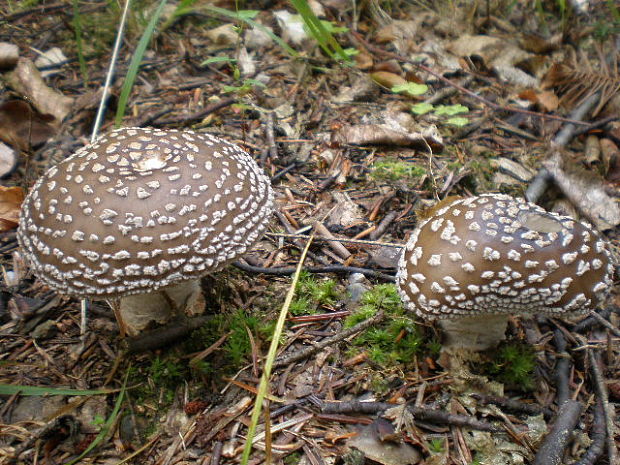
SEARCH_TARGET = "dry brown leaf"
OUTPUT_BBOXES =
[0,186,24,231]
[518,89,559,112]
[0,100,57,150]
[542,151,620,230]
[332,124,444,152]
[370,71,407,90]
[4,57,74,123]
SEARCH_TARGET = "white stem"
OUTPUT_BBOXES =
[117,279,204,336]
[439,314,509,351]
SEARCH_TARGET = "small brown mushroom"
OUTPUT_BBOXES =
[396,194,614,350]
[18,127,274,335]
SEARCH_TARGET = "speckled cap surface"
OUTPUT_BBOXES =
[18,127,274,298]
[397,194,614,319]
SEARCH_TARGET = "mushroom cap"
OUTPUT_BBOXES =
[18,127,274,298]
[396,194,614,320]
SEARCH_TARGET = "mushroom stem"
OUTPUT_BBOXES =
[438,314,509,351]
[117,280,204,336]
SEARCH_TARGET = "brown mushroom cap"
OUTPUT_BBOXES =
[18,127,274,298]
[397,194,614,319]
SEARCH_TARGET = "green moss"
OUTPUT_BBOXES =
[289,271,340,315]
[485,342,537,390]
[345,284,426,367]
[185,309,275,369]
[370,159,426,183]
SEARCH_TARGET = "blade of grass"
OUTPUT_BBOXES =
[91,0,132,142]
[71,0,88,83]
[0,385,113,396]
[114,0,169,127]
[205,6,299,57]
[239,235,314,465]
[63,370,129,465]
[289,0,350,62]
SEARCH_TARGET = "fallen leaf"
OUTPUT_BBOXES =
[4,57,74,123]
[332,123,443,152]
[0,100,57,150]
[371,71,407,90]
[348,419,422,465]
[0,186,24,231]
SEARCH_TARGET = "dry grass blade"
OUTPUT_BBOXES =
[240,235,314,465]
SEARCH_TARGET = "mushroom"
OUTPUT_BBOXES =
[396,193,614,351]
[18,127,274,336]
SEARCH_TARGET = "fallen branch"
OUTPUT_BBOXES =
[533,399,583,465]
[321,400,502,432]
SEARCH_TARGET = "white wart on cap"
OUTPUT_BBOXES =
[18,127,274,301]
[396,193,614,350]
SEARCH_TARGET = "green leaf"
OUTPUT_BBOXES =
[201,56,237,65]
[433,104,469,116]
[445,117,470,127]
[410,102,434,115]
[391,82,428,97]
[115,0,169,126]
[0,385,112,396]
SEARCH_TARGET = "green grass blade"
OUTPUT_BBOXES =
[0,385,112,396]
[72,0,88,83]
[239,235,314,465]
[114,0,169,127]
[63,371,129,465]
[288,0,350,62]
[205,6,299,57]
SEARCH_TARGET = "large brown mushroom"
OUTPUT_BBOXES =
[18,127,274,335]
[396,194,614,350]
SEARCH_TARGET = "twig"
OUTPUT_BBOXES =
[233,261,396,281]
[553,329,571,406]
[573,307,615,333]
[532,399,583,465]
[470,394,554,419]
[586,310,620,338]
[571,400,606,465]
[320,400,502,432]
[370,211,399,241]
[587,348,617,464]
[272,310,385,368]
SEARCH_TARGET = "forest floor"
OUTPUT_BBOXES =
[0,0,620,464]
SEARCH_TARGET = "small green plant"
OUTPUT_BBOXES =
[148,356,185,389]
[370,159,426,183]
[411,102,470,126]
[486,342,537,390]
[289,271,339,315]
[391,82,428,97]
[428,438,445,453]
